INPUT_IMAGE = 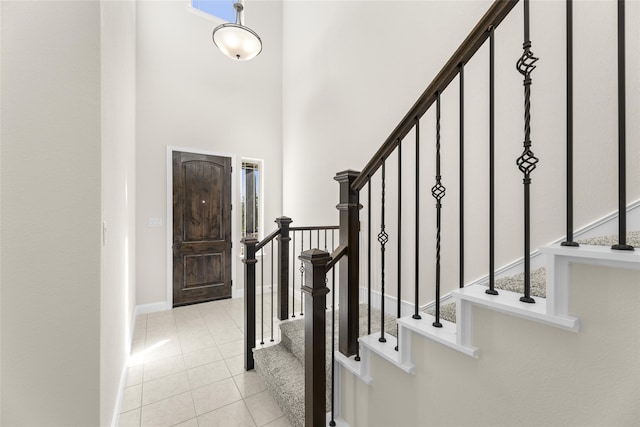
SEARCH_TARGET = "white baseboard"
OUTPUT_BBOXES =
[359,287,418,318]
[136,301,171,315]
[232,288,245,298]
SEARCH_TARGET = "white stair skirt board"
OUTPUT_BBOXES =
[454,285,579,332]
[541,243,640,319]
[397,315,479,358]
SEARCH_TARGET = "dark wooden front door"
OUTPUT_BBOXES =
[173,151,232,307]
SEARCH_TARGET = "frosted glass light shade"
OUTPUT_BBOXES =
[212,23,262,61]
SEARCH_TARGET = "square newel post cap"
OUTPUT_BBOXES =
[299,249,332,294]
[275,216,292,226]
[240,237,259,246]
[241,237,259,264]
[334,170,361,183]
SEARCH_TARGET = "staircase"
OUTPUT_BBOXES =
[243,0,640,425]
[254,306,397,427]
[336,239,639,426]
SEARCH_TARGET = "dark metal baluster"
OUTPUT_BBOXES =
[325,229,329,308]
[270,240,274,342]
[367,178,372,335]
[613,0,634,251]
[332,230,335,307]
[432,92,446,328]
[291,231,296,318]
[562,0,579,248]
[396,139,402,351]
[260,249,265,344]
[329,266,337,427]
[324,229,328,252]
[300,231,305,315]
[413,117,422,320]
[516,0,540,303]
[487,26,499,296]
[459,64,465,288]
[379,161,389,342]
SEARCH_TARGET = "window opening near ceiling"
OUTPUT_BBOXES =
[190,0,236,23]
[241,160,261,244]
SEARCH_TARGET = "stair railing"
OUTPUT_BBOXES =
[242,217,338,370]
[335,0,636,362]
[333,0,521,359]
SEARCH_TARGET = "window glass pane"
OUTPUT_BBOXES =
[241,161,260,241]
[191,0,236,22]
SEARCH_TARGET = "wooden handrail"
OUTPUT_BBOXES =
[352,0,519,191]
[326,244,348,271]
[255,228,280,251]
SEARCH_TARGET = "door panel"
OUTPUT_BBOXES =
[173,151,232,307]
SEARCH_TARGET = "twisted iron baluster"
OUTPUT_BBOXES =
[378,161,389,343]
[516,0,539,304]
[431,92,446,328]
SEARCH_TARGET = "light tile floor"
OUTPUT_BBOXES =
[118,296,292,427]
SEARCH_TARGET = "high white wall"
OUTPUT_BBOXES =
[135,0,283,307]
[0,1,102,424]
[101,0,137,425]
[282,0,640,307]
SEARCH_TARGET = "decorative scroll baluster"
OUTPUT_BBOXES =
[300,231,305,315]
[562,0,579,248]
[379,161,389,342]
[270,240,274,342]
[367,178,372,335]
[413,117,422,320]
[613,0,634,252]
[487,26,499,296]
[516,0,539,304]
[291,231,296,318]
[459,63,465,288]
[431,92,446,328]
[396,139,402,351]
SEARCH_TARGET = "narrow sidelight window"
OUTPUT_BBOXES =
[241,160,261,241]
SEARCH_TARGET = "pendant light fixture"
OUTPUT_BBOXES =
[212,0,262,61]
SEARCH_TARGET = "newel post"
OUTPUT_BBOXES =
[275,216,293,320]
[242,237,259,370]
[334,170,361,357]
[300,249,331,427]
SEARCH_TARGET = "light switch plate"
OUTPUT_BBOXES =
[148,218,162,227]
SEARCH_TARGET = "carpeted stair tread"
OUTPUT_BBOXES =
[278,304,397,364]
[424,267,547,323]
[253,343,307,427]
[254,304,397,427]
[577,231,639,248]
